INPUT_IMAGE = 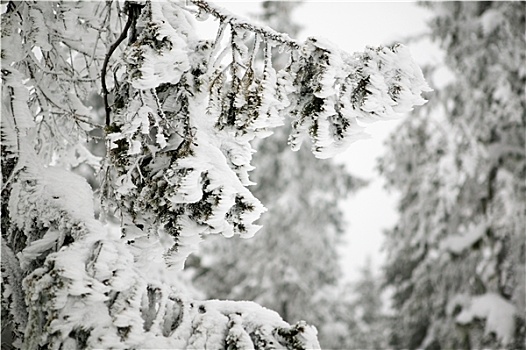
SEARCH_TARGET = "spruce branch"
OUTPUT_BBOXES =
[101,2,142,127]
[189,0,301,49]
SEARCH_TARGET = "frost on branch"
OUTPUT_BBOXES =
[287,39,431,158]
[104,2,267,270]
[5,160,320,349]
[103,0,430,270]
[191,1,430,160]
[2,71,319,349]
[448,293,517,345]
[126,1,191,89]
[2,1,430,348]
[1,1,113,164]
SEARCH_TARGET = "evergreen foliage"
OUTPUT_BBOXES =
[381,2,525,348]
[188,4,364,348]
[1,1,428,348]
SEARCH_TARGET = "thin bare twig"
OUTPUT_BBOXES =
[189,0,301,50]
[101,2,141,127]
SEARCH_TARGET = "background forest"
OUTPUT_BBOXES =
[1,1,525,349]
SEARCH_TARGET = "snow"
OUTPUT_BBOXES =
[480,8,504,36]
[455,293,517,345]
[9,162,98,239]
[204,300,289,329]
[114,173,137,195]
[2,68,35,134]
[193,300,321,349]
[440,221,487,254]
[129,2,191,90]
[288,40,431,159]
[18,229,61,270]
[226,313,255,349]
[3,1,442,348]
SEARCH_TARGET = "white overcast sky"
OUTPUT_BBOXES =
[199,1,442,282]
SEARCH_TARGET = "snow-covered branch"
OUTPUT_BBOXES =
[190,0,301,49]
[1,1,432,348]
[4,153,319,349]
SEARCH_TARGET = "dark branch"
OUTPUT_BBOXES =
[189,0,301,49]
[102,2,142,128]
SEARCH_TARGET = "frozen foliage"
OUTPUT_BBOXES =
[189,4,367,348]
[287,40,431,158]
[439,221,487,255]
[381,2,525,349]
[100,0,428,273]
[449,293,516,345]
[1,0,428,348]
[187,1,379,349]
[2,113,320,349]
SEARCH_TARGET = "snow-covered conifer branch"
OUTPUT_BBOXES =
[4,146,319,349]
[1,1,431,348]
[187,0,431,158]
[190,0,301,49]
[286,40,432,158]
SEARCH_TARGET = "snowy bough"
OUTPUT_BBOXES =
[1,1,429,348]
